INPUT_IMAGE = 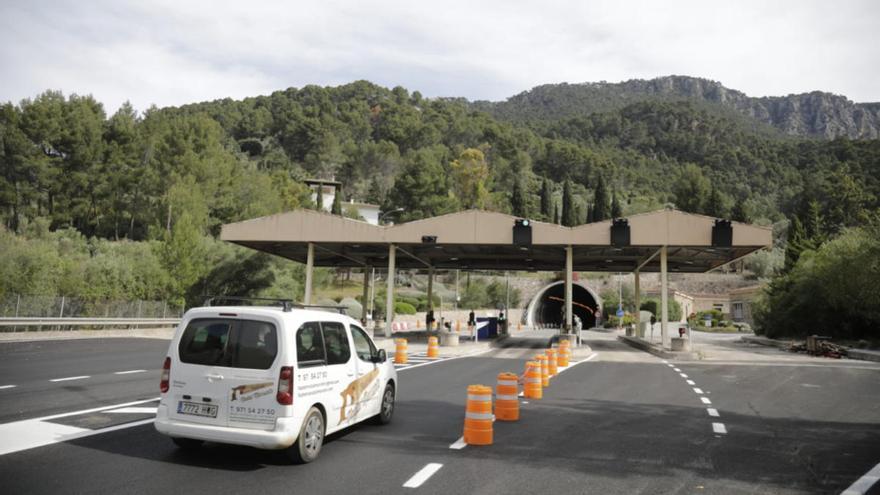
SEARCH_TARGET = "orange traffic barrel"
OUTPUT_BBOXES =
[546,349,558,376]
[523,361,543,399]
[495,373,519,421]
[558,341,571,367]
[463,385,493,445]
[535,354,550,387]
[427,336,439,358]
[394,338,408,364]
[517,322,522,331]
[456,320,461,332]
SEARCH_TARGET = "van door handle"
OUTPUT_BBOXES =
[346,371,355,377]
[206,373,224,381]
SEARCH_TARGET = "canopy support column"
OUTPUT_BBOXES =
[565,245,573,333]
[634,269,641,336]
[385,244,396,338]
[362,266,371,326]
[427,266,434,330]
[304,242,314,305]
[660,245,669,348]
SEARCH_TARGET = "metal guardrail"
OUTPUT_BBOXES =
[0,317,181,330]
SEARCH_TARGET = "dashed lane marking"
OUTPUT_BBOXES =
[686,380,696,385]
[712,422,727,434]
[449,437,467,450]
[701,397,712,405]
[395,349,493,372]
[693,388,704,394]
[842,461,880,495]
[0,385,16,390]
[673,368,681,372]
[679,373,688,378]
[403,463,444,488]
[49,376,90,382]
[104,407,158,414]
[114,370,147,375]
[707,408,720,417]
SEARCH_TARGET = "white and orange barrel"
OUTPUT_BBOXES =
[557,340,571,367]
[463,385,493,445]
[455,320,461,332]
[394,338,408,364]
[427,336,439,358]
[495,373,519,421]
[546,348,558,376]
[523,361,543,399]
[535,354,550,387]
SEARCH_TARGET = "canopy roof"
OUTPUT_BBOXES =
[220,208,772,273]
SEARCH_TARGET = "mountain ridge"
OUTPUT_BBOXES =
[471,76,880,139]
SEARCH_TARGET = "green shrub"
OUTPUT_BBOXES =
[639,298,682,321]
[394,301,417,315]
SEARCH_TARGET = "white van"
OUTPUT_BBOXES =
[154,301,397,463]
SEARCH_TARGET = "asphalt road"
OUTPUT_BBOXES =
[0,336,878,494]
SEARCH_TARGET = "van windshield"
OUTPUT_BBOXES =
[178,318,278,370]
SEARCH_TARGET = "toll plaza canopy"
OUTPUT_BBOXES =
[220,208,772,348]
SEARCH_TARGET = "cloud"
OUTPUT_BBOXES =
[1,0,878,113]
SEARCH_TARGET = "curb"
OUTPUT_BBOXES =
[617,335,701,361]
[742,336,880,364]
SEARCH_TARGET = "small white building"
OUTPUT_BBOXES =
[306,180,380,225]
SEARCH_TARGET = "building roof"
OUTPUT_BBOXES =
[220,208,772,273]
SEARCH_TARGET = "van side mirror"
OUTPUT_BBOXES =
[374,349,387,363]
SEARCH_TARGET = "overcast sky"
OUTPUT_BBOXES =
[1,0,878,113]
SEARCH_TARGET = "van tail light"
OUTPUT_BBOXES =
[160,357,171,393]
[277,366,293,405]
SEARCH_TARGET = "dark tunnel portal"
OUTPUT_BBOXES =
[536,283,599,328]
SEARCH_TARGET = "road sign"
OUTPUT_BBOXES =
[616,307,625,318]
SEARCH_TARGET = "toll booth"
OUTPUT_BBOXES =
[475,317,498,339]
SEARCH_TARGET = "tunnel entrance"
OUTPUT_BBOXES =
[526,282,601,329]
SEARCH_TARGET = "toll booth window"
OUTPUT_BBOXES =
[350,325,376,362]
[296,322,326,367]
[321,322,351,365]
[178,319,232,366]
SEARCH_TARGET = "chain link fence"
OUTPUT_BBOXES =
[0,294,185,319]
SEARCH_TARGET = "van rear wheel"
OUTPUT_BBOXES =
[172,437,204,450]
[287,407,324,464]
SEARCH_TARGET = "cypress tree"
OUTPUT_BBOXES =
[331,186,342,215]
[784,216,807,272]
[593,175,609,221]
[554,203,560,224]
[561,179,576,227]
[706,183,723,217]
[315,183,324,211]
[611,190,623,218]
[511,175,528,217]
[540,177,553,221]
[731,196,749,223]
[585,203,593,224]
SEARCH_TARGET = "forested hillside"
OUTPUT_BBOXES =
[1,79,879,317]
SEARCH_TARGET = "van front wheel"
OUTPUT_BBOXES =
[287,407,324,464]
[373,383,395,425]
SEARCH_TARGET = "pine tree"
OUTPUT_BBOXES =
[784,216,807,272]
[731,196,749,222]
[366,177,384,205]
[561,178,576,227]
[540,177,553,221]
[611,190,623,218]
[804,200,824,242]
[315,184,324,211]
[593,175,610,221]
[706,183,722,217]
[331,186,342,215]
[511,174,528,217]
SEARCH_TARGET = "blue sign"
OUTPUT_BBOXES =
[616,307,625,318]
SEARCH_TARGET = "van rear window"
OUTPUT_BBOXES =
[178,318,278,369]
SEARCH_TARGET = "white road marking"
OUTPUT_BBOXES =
[712,422,727,434]
[686,380,696,385]
[661,360,668,364]
[114,370,147,375]
[522,401,529,404]
[104,407,158,414]
[842,461,880,495]
[679,373,688,378]
[449,437,467,450]
[693,388,704,394]
[397,349,493,372]
[49,376,90,382]
[673,368,681,372]
[0,385,16,390]
[707,408,720,417]
[666,364,674,367]
[800,383,821,388]
[403,463,443,488]
[701,397,712,405]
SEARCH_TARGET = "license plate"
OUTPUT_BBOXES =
[177,401,218,418]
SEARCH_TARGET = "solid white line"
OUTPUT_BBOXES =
[673,368,681,372]
[712,422,727,434]
[0,385,16,390]
[679,373,688,378]
[842,461,880,495]
[32,397,161,422]
[114,370,147,375]
[49,375,90,382]
[701,397,712,405]
[449,437,467,450]
[403,463,443,488]
[104,407,158,414]
[693,388,704,394]
[686,380,696,385]
[522,401,529,404]
[707,408,720,417]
